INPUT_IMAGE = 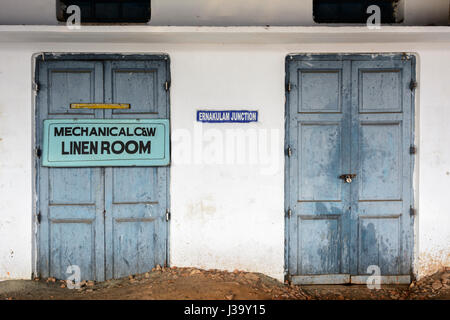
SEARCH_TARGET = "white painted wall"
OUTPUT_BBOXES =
[0,29,449,281]
[414,49,450,277]
[0,49,33,280]
[0,0,448,26]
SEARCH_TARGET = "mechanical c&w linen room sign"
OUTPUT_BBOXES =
[42,119,170,167]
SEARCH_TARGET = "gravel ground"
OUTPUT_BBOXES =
[0,266,449,300]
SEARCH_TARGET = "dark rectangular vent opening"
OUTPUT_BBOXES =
[57,0,151,23]
[313,0,402,24]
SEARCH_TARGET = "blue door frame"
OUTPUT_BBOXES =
[284,53,416,284]
[34,53,171,281]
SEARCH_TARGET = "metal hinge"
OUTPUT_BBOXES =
[165,209,171,222]
[35,147,42,158]
[410,80,418,91]
[36,211,41,224]
[410,145,417,155]
[32,82,39,93]
[287,146,292,157]
[410,207,417,216]
[286,209,292,219]
[103,209,106,217]
[164,81,171,92]
[286,82,291,92]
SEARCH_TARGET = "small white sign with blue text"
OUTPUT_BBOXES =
[197,110,258,123]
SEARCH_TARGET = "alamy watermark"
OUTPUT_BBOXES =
[366,5,381,30]
[366,265,382,290]
[172,123,281,176]
[66,265,81,289]
[66,5,81,30]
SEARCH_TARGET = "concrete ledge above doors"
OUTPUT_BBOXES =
[0,25,450,44]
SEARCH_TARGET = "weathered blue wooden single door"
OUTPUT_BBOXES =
[36,55,170,281]
[286,54,414,284]
[103,60,169,279]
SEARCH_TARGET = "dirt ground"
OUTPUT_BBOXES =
[1,266,449,300]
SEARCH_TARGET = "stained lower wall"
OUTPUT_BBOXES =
[0,39,449,282]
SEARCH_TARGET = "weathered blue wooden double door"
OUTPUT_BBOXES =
[36,55,170,281]
[286,54,415,284]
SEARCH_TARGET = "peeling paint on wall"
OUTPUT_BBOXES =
[417,249,450,279]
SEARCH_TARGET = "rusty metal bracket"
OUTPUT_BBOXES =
[287,146,292,157]
[286,82,292,92]
[32,82,39,93]
[35,147,42,158]
[286,209,292,219]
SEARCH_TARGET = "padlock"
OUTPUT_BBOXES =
[339,173,356,183]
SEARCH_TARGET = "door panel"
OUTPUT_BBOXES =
[358,216,401,275]
[298,123,343,201]
[298,70,342,113]
[106,166,165,279]
[37,57,170,281]
[298,217,341,274]
[37,60,105,281]
[112,167,158,203]
[112,215,158,277]
[103,60,168,279]
[107,60,168,118]
[49,215,96,280]
[48,69,96,116]
[49,168,96,204]
[359,122,402,200]
[287,60,351,280]
[359,69,403,113]
[112,69,158,114]
[350,59,413,277]
[286,55,414,283]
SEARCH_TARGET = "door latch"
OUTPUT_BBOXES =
[339,174,357,183]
